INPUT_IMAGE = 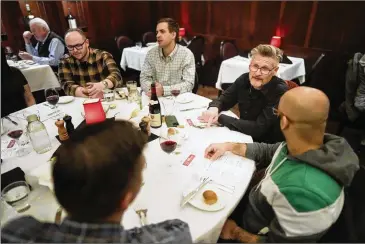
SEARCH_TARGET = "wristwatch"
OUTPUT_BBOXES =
[102,80,108,89]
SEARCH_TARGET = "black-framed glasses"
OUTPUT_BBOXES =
[249,64,276,75]
[66,39,86,51]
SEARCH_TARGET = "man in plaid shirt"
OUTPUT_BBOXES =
[140,18,195,97]
[1,120,193,243]
[58,28,122,98]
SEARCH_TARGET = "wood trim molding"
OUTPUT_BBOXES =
[304,1,318,48]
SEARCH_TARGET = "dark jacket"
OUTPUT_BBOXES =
[209,73,288,142]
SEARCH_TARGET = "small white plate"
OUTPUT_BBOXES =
[23,60,35,65]
[176,95,194,104]
[183,184,226,211]
[58,96,75,104]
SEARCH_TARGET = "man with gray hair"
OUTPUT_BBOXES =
[19,17,65,70]
[199,44,288,142]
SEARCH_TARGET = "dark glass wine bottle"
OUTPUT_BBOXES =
[149,83,162,128]
[66,8,77,28]
[24,4,35,30]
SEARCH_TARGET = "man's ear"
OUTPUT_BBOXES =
[280,116,289,131]
[120,191,135,211]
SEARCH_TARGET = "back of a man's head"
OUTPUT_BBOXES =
[52,120,147,222]
[279,86,330,143]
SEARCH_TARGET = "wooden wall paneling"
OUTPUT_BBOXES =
[40,1,68,37]
[281,1,312,47]
[18,1,46,21]
[1,1,26,52]
[309,2,348,51]
[184,1,207,34]
[253,1,281,43]
[155,1,181,23]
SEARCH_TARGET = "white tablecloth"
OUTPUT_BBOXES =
[7,60,60,92]
[120,45,156,71]
[1,93,255,243]
[216,56,306,90]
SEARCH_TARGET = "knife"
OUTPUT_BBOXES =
[4,116,18,126]
[181,177,210,207]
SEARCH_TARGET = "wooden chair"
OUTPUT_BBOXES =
[220,41,239,61]
[142,32,156,46]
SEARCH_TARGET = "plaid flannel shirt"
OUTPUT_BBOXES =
[58,48,122,96]
[140,44,195,96]
[1,216,193,243]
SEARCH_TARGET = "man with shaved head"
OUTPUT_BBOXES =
[205,87,359,243]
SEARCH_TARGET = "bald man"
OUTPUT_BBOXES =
[58,28,122,98]
[205,87,359,243]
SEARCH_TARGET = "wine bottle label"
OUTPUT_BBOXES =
[150,113,161,127]
[68,19,77,28]
[149,100,159,105]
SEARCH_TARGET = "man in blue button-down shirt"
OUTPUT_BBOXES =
[19,18,65,71]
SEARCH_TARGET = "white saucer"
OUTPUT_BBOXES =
[176,95,193,104]
[183,184,226,211]
[58,96,75,104]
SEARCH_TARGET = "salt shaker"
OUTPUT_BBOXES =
[63,115,75,135]
[55,120,69,141]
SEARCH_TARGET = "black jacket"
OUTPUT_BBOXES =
[209,73,288,142]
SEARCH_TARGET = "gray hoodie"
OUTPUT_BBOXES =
[241,133,359,242]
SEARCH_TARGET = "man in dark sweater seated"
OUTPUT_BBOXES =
[199,44,288,142]
[1,120,193,243]
[19,17,65,72]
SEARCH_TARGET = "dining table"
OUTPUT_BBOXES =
[7,60,60,92]
[216,55,306,90]
[120,44,157,71]
[1,92,256,243]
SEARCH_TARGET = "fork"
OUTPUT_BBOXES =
[134,205,148,226]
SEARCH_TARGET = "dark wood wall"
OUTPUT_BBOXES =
[2,1,365,59]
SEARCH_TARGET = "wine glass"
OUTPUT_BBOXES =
[171,88,180,113]
[159,128,179,168]
[45,88,59,109]
[136,42,142,49]
[6,116,31,157]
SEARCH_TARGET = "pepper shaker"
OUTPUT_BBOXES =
[55,120,69,141]
[63,115,75,135]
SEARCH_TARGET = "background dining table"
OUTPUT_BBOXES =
[1,92,256,243]
[7,60,60,92]
[120,44,157,71]
[216,55,306,90]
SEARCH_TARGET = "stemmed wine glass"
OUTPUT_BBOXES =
[170,88,180,114]
[45,88,59,109]
[5,116,30,157]
[159,128,179,169]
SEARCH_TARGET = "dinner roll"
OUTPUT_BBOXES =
[203,190,218,205]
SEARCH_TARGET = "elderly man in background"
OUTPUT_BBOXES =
[20,17,65,71]
[199,44,288,143]
[140,18,195,97]
[59,28,122,98]
[205,87,359,243]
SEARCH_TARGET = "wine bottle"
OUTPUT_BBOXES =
[66,8,77,29]
[149,83,162,128]
[24,4,35,29]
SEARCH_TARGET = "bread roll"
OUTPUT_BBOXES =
[203,190,218,205]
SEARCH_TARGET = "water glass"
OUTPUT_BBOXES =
[136,42,142,49]
[2,181,31,212]
[103,89,115,102]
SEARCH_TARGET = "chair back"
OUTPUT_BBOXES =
[187,36,205,67]
[115,36,134,55]
[306,53,326,83]
[285,80,299,90]
[142,32,156,46]
[220,41,239,61]
[192,70,199,94]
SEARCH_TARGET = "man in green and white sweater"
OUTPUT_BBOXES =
[205,87,359,243]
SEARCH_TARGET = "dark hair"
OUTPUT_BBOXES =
[157,17,179,42]
[52,120,147,221]
[64,28,87,40]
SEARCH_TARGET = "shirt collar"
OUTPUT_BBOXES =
[61,217,124,232]
[41,32,51,44]
[158,44,179,61]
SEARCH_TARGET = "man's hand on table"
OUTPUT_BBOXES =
[205,142,247,160]
[198,107,219,127]
[86,82,105,97]
[75,87,89,98]
[18,51,33,60]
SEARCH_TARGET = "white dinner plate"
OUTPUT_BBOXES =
[23,60,35,65]
[176,94,194,104]
[58,96,75,104]
[183,184,226,212]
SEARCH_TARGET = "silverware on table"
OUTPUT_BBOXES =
[181,177,210,207]
[4,116,18,126]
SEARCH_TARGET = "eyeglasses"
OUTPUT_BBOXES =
[249,64,276,75]
[272,107,327,125]
[66,40,86,51]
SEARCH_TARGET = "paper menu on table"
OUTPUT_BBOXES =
[9,104,63,122]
